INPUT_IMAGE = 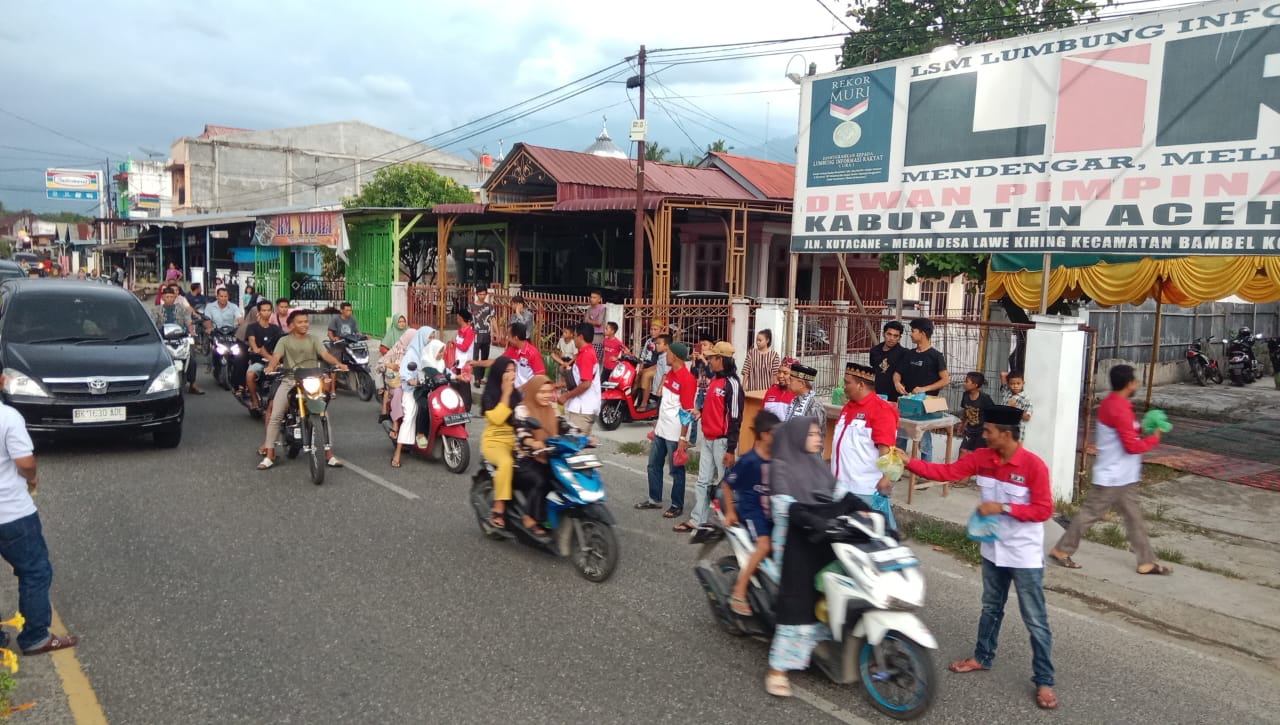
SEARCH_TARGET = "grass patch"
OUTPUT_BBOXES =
[1187,561,1245,580]
[617,442,646,456]
[1147,502,1173,523]
[900,518,982,566]
[1055,497,1082,519]
[1154,547,1186,564]
[1083,523,1129,550]
[1141,463,1183,486]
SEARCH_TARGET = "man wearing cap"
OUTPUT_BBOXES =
[676,341,744,533]
[832,363,901,530]
[762,357,797,420]
[638,341,697,519]
[903,405,1058,711]
[785,363,826,451]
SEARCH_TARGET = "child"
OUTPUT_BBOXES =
[1004,370,1033,437]
[555,325,578,390]
[602,321,627,380]
[721,411,781,617]
[689,335,715,445]
[957,371,995,457]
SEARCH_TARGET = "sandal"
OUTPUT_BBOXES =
[1138,564,1172,575]
[1036,686,1058,710]
[22,633,77,656]
[672,521,698,532]
[764,672,792,698]
[390,459,401,468]
[1050,553,1082,569]
[257,457,275,470]
[663,508,682,519]
[326,457,344,468]
[634,501,662,510]
[729,595,752,616]
[489,510,506,529]
[948,658,989,674]
[522,516,547,536]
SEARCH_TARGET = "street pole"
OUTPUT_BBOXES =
[632,44,646,313]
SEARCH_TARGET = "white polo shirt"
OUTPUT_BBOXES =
[0,405,36,525]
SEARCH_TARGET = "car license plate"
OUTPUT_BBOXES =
[72,406,126,424]
[444,413,470,426]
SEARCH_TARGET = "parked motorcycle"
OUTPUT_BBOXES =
[692,497,937,720]
[1185,337,1223,386]
[1224,328,1264,386]
[328,335,376,401]
[469,420,619,582]
[210,325,243,390]
[380,362,471,473]
[1266,338,1280,381]
[264,367,335,485]
[598,354,659,431]
[161,323,193,381]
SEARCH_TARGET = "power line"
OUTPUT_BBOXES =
[0,107,120,157]
[0,144,105,160]
[812,0,855,32]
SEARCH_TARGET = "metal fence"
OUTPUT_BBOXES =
[1088,300,1280,366]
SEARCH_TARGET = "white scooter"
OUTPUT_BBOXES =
[161,323,194,379]
[692,496,937,720]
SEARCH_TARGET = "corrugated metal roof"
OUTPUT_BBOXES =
[430,203,488,215]
[518,144,754,199]
[708,152,795,200]
[553,195,665,212]
[198,124,253,139]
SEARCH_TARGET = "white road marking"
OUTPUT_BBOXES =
[933,568,965,580]
[604,459,649,478]
[791,684,875,725]
[343,461,421,500]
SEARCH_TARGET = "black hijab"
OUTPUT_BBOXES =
[768,416,835,504]
[480,356,521,414]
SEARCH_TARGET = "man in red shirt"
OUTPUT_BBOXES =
[904,405,1058,711]
[473,322,545,388]
[637,341,697,518]
[602,321,626,379]
[677,341,743,532]
[560,322,601,433]
[831,362,900,529]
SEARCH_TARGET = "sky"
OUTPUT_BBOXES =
[0,0,852,213]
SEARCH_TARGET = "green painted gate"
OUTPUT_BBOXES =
[345,220,395,339]
[252,247,290,302]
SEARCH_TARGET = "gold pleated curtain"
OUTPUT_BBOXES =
[987,256,1280,307]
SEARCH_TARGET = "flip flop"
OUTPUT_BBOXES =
[1138,564,1172,575]
[729,596,753,616]
[948,658,989,674]
[662,508,682,519]
[672,521,697,532]
[634,501,662,510]
[257,457,275,470]
[1050,553,1082,569]
[764,672,792,698]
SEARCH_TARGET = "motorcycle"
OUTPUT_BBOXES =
[210,325,243,390]
[232,371,270,418]
[469,419,619,582]
[161,323,193,381]
[380,362,471,473]
[1224,329,1264,386]
[598,354,659,431]
[1266,338,1280,383]
[1185,337,1222,386]
[264,367,335,485]
[327,335,376,401]
[692,497,937,720]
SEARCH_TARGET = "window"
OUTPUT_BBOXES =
[962,283,984,319]
[919,279,950,317]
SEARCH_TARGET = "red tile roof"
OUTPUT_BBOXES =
[198,125,253,140]
[708,152,795,200]
[517,144,754,200]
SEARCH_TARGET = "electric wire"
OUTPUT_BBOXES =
[0,107,121,157]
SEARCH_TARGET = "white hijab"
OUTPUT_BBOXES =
[399,326,437,385]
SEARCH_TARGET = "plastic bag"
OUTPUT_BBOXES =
[967,510,1001,543]
[1141,408,1172,435]
[831,381,845,406]
[876,447,906,482]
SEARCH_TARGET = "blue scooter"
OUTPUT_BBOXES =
[470,420,619,582]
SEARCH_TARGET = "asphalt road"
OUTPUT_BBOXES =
[30,378,1280,724]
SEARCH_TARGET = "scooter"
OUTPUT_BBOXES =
[210,325,243,390]
[1185,338,1222,386]
[161,324,193,381]
[598,354,659,431]
[263,367,334,485]
[327,335,376,401]
[470,419,619,582]
[692,496,937,720]
[1224,330,1263,386]
[380,362,471,473]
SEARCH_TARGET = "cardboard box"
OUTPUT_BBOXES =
[898,395,948,420]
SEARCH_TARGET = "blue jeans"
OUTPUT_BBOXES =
[647,436,686,511]
[976,558,1054,688]
[0,513,54,651]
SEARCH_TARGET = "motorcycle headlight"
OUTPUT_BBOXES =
[301,377,323,396]
[215,343,228,354]
[439,387,462,409]
[231,344,242,356]
[146,365,181,394]
[2,369,48,398]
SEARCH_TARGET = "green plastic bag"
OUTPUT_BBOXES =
[1142,408,1172,435]
[876,447,906,482]
[831,380,845,406]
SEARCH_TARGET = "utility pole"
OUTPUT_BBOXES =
[631,45,646,308]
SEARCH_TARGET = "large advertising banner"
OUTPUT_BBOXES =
[792,0,1280,255]
[254,212,342,247]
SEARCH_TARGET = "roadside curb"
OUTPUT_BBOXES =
[892,504,1280,667]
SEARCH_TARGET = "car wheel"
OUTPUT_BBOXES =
[154,427,182,449]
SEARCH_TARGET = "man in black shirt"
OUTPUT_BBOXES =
[869,321,907,402]
[893,318,950,461]
[243,299,285,410]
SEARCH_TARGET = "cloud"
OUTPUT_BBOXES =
[171,6,230,40]
[360,74,414,102]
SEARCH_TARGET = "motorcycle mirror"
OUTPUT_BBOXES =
[407,362,418,371]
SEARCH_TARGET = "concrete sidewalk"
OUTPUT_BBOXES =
[894,482,1280,666]
[1147,380,1280,423]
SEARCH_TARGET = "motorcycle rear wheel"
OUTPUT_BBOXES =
[858,632,936,720]
[1190,363,1206,386]
[469,472,507,540]
[1210,367,1223,384]
[571,518,619,583]
[306,417,326,485]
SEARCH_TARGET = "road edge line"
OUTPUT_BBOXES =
[49,608,108,725]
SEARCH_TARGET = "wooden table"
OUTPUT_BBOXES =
[737,390,841,461]
[898,414,960,503]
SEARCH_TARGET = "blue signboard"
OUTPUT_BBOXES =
[46,190,100,200]
[805,66,897,187]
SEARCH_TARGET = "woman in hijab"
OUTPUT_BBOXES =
[481,357,520,527]
[513,375,586,535]
[381,314,410,354]
[378,323,417,425]
[391,326,437,466]
[763,416,870,698]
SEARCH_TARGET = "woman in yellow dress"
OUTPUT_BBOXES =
[480,356,519,527]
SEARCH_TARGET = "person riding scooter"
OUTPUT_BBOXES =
[391,327,440,467]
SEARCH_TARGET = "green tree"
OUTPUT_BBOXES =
[644,143,670,162]
[839,0,1105,311]
[705,139,733,154]
[344,163,474,284]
